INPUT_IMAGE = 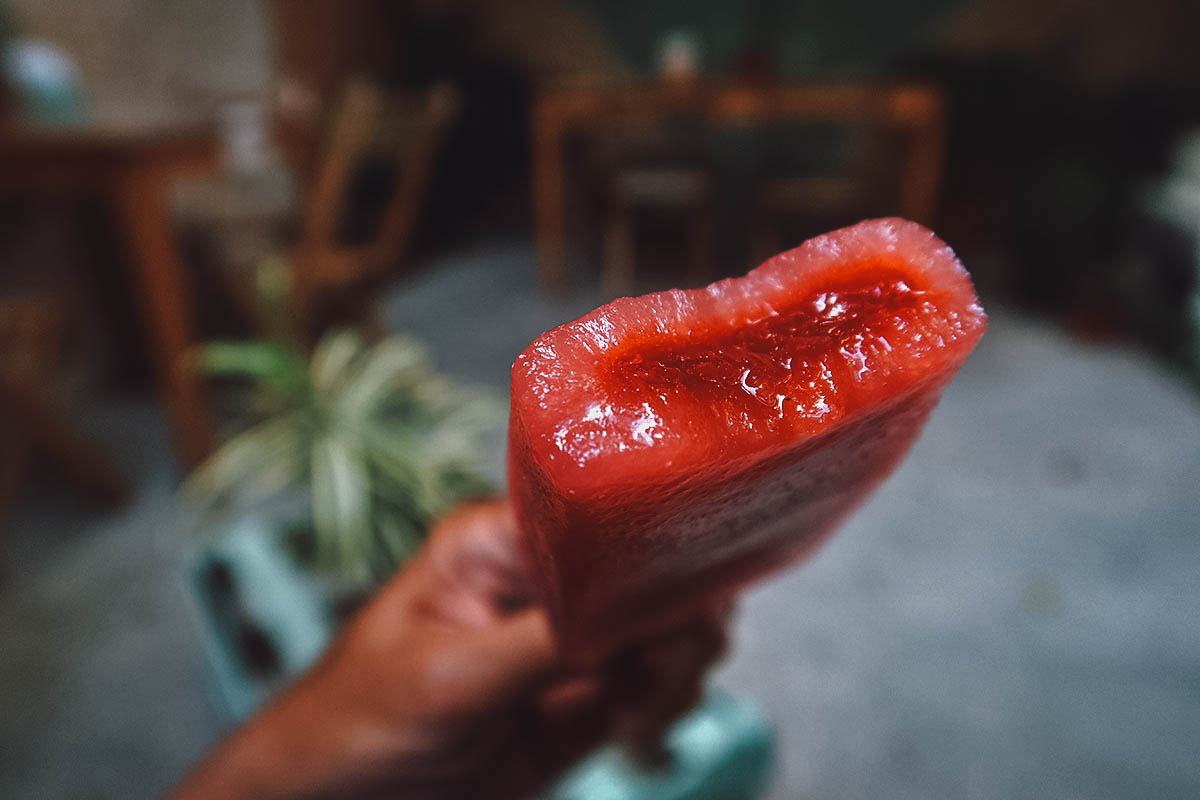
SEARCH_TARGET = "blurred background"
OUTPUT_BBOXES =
[1,0,1198,797]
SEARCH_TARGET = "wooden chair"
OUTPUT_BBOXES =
[750,173,878,265]
[175,80,457,342]
[602,166,716,296]
[589,100,717,297]
[750,87,945,262]
[290,80,459,337]
[0,296,129,521]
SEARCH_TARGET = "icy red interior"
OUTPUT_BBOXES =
[605,268,941,439]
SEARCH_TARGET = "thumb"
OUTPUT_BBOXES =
[453,608,558,707]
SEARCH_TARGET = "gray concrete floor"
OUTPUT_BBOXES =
[3,242,1199,798]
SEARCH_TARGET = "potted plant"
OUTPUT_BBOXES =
[183,325,499,719]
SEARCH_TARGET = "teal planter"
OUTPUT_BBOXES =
[549,690,775,800]
[190,521,775,799]
[190,519,334,722]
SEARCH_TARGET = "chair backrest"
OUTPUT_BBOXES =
[295,80,459,294]
[754,84,945,226]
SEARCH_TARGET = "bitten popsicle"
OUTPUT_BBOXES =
[508,218,987,663]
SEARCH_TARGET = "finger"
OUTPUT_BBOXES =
[496,675,621,800]
[451,607,558,708]
[421,500,540,624]
[538,674,607,718]
[365,502,515,610]
[623,675,705,766]
[535,683,620,775]
[609,612,730,756]
[611,611,728,707]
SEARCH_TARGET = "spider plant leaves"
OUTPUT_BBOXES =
[183,412,308,506]
[311,435,372,578]
[363,425,480,526]
[362,429,446,523]
[364,429,421,492]
[336,336,429,421]
[310,330,366,392]
[188,326,500,582]
[428,397,503,456]
[373,509,422,569]
[189,338,307,381]
[190,341,308,395]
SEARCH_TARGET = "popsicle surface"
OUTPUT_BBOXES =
[509,218,987,663]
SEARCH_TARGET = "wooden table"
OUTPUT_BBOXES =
[0,123,220,468]
[531,81,945,292]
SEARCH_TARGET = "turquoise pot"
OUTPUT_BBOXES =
[549,690,775,800]
[189,518,334,722]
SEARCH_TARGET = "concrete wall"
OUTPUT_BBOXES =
[5,0,270,121]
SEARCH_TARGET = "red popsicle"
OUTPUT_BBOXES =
[508,218,987,663]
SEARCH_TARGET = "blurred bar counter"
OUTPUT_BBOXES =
[0,121,219,468]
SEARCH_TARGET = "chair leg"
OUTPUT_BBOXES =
[603,209,636,298]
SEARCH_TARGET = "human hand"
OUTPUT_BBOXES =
[175,499,729,800]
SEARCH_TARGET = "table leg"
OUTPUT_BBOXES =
[895,89,945,227]
[117,164,215,469]
[532,102,567,293]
